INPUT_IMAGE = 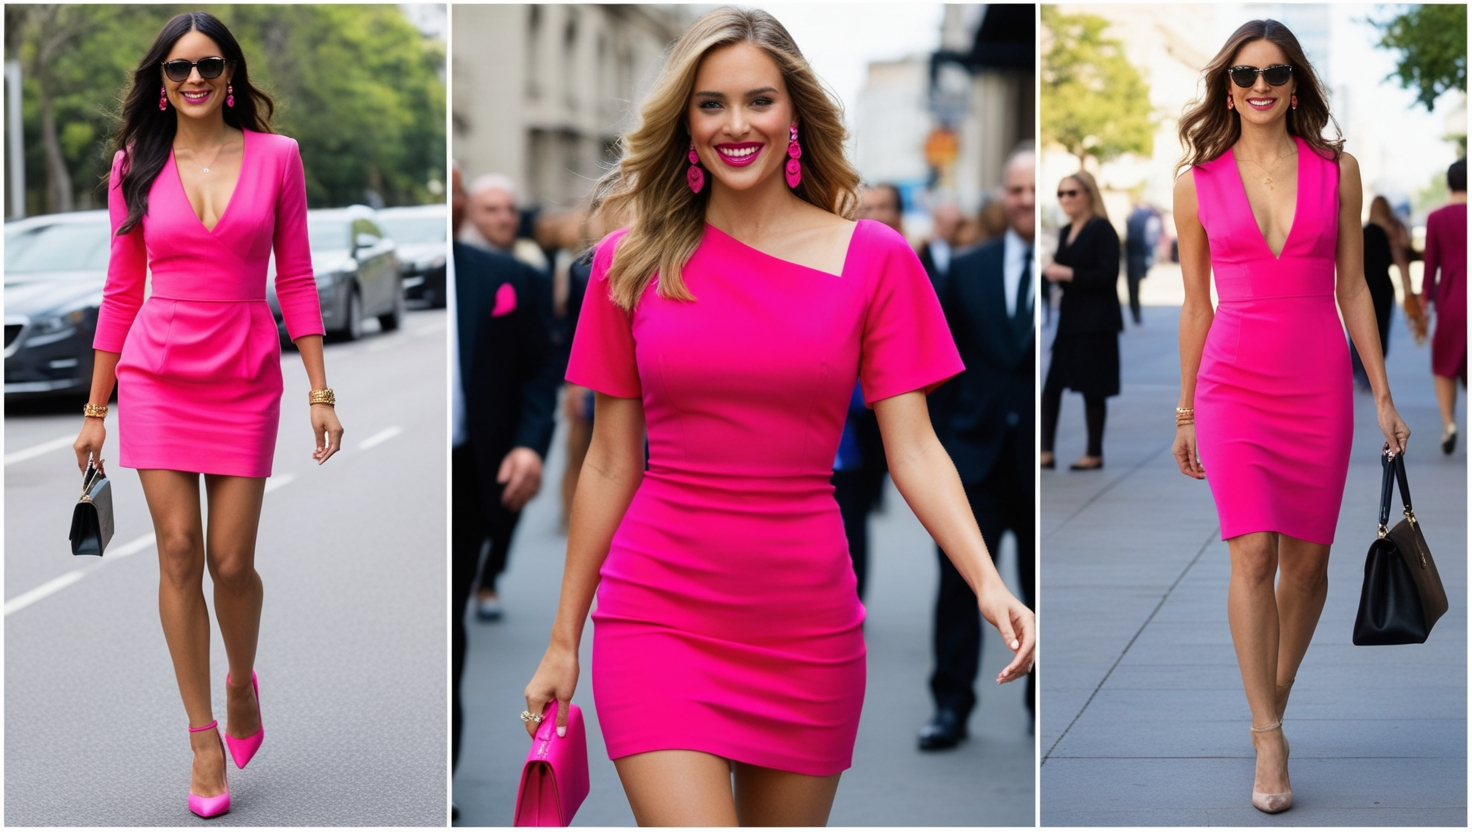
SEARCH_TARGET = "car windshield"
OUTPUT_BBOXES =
[5,220,112,274]
[376,214,445,244]
[306,217,350,252]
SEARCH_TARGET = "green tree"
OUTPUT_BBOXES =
[1373,4,1467,112]
[1041,7,1156,168]
[6,4,445,217]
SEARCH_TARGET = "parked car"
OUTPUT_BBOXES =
[376,203,447,308]
[268,205,404,341]
[4,211,111,398]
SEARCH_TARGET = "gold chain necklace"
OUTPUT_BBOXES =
[1237,145,1296,190]
[175,139,230,175]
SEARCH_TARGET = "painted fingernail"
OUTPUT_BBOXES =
[556,726,566,738]
[1011,640,1020,649]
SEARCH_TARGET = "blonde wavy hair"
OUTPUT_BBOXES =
[592,6,861,310]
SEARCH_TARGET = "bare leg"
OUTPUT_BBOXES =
[614,750,739,826]
[1435,374,1459,433]
[138,469,225,799]
[1274,535,1330,718]
[203,474,267,740]
[1225,532,1289,797]
[732,762,841,826]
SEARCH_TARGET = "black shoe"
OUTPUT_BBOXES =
[918,709,969,751]
[1442,424,1457,455]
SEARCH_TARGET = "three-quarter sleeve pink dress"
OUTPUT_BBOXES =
[1192,137,1352,545]
[566,218,963,776]
[94,129,324,478]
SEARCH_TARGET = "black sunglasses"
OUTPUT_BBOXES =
[1058,189,1080,198]
[1228,64,1292,88]
[162,57,229,83]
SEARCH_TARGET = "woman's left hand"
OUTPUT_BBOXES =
[1377,399,1410,456]
[1043,263,1072,283]
[311,403,344,464]
[977,583,1035,685]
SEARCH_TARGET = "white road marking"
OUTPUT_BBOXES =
[4,570,87,616]
[264,472,298,494]
[357,426,403,450]
[5,435,76,466]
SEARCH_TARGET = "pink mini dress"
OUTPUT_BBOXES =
[94,130,324,478]
[1192,136,1352,545]
[566,219,963,776]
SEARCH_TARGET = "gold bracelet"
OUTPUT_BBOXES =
[83,403,108,419]
[308,388,336,406]
[1175,406,1195,427]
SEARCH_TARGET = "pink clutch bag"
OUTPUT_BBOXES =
[512,701,589,827]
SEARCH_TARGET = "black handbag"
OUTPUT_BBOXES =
[69,457,114,556]
[1352,448,1448,645]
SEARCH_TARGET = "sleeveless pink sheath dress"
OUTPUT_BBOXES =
[94,130,325,478]
[1192,136,1352,545]
[566,220,963,775]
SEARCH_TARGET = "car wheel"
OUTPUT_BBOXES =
[344,287,364,341]
[379,279,405,332]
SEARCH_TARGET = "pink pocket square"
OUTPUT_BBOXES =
[492,282,517,317]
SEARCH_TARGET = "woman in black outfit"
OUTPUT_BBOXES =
[1352,195,1417,389]
[1040,171,1122,470]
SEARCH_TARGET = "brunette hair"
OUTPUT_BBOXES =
[1176,19,1342,175]
[591,6,861,310]
[1062,170,1108,223]
[1449,158,1467,193]
[111,11,274,235]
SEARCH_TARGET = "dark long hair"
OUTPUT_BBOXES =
[1176,19,1342,175]
[111,11,274,235]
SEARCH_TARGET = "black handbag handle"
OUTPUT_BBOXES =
[1377,446,1417,537]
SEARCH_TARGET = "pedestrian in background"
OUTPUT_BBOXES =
[1124,198,1162,325]
[925,145,1038,749]
[1352,195,1418,391]
[1172,20,1409,813]
[919,201,964,285]
[521,7,1034,825]
[1424,158,1467,454]
[449,161,558,776]
[1040,170,1121,471]
[71,12,343,818]
[858,181,905,234]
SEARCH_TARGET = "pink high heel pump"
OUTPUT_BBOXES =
[187,720,231,819]
[224,671,264,769]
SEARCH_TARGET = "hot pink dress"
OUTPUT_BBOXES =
[1192,136,1352,545]
[94,130,324,478]
[567,219,963,775]
[1423,202,1467,382]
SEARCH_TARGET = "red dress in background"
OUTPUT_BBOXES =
[1423,202,1467,382]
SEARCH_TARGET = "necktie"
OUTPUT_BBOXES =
[1013,247,1034,341]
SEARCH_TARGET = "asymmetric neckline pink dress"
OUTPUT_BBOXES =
[1192,136,1352,545]
[95,129,324,478]
[566,218,963,776]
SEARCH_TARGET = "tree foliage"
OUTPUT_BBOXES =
[1040,7,1156,168]
[7,4,445,217]
[1373,4,1467,112]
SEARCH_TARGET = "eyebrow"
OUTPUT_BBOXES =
[693,86,780,100]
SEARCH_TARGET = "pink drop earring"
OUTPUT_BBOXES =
[785,125,802,189]
[1290,94,1298,110]
[159,85,168,111]
[686,141,705,194]
[227,84,235,108]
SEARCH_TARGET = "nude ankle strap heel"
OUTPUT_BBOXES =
[1250,721,1292,814]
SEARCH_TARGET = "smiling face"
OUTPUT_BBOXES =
[162,29,232,122]
[1227,39,1296,126]
[687,41,795,197]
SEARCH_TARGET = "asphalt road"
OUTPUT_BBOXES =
[1039,281,1467,826]
[4,310,449,826]
[452,393,1037,827]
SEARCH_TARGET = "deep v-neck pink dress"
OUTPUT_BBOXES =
[1193,136,1352,545]
[94,130,324,478]
[567,219,963,775]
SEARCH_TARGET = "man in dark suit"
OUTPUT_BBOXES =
[450,163,559,775]
[920,145,1037,749]
[918,201,964,286]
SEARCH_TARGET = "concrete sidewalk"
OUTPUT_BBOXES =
[1039,286,1467,826]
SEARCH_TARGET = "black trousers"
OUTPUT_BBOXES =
[1126,254,1148,323]
[930,437,1036,720]
[1041,370,1107,458]
[832,468,873,601]
[451,443,523,770]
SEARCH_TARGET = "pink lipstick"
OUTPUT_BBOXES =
[715,143,763,167]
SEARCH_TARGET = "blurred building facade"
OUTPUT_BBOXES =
[452,4,690,211]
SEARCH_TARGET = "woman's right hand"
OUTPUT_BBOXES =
[73,418,106,474]
[524,644,580,739]
[1173,424,1205,479]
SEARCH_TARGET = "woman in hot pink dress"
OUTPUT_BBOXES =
[521,8,1035,826]
[72,12,343,819]
[1172,20,1409,814]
